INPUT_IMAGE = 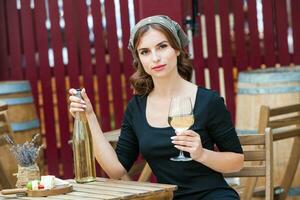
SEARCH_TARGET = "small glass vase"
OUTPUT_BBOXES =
[15,163,40,188]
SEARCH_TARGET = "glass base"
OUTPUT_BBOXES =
[170,156,192,161]
[75,176,96,183]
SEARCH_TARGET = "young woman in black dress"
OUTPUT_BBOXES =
[69,15,244,200]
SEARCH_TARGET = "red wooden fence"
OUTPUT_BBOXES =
[0,0,299,179]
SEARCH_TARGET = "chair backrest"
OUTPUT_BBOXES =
[0,102,13,140]
[258,104,300,200]
[0,102,14,189]
[224,128,274,200]
[104,129,152,182]
[259,104,300,140]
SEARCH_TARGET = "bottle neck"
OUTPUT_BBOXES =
[74,89,85,120]
[75,111,87,122]
[75,112,80,119]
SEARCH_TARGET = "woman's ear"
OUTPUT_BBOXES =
[176,50,180,56]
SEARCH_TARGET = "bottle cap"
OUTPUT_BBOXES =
[75,89,82,99]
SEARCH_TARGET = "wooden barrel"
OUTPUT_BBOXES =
[0,81,42,188]
[236,66,300,195]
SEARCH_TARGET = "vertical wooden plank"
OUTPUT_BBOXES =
[105,0,124,128]
[120,0,134,101]
[134,0,140,21]
[6,0,23,79]
[291,0,300,65]
[232,0,248,70]
[20,1,39,107]
[48,0,73,178]
[34,0,59,176]
[0,0,10,80]
[73,0,95,106]
[262,0,276,67]
[182,0,192,18]
[90,0,111,131]
[219,0,236,122]
[185,0,205,86]
[274,0,290,66]
[203,0,220,91]
[136,0,183,25]
[71,4,98,180]
[247,0,261,69]
[62,0,80,175]
[89,0,110,177]
[192,15,205,86]
[63,0,80,88]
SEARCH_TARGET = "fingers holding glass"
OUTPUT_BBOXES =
[171,130,203,161]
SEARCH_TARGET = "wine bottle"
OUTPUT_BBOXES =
[72,89,96,183]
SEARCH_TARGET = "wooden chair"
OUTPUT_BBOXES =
[0,102,14,189]
[104,129,152,182]
[224,128,274,200]
[246,103,300,200]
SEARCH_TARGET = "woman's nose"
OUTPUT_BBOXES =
[152,51,160,62]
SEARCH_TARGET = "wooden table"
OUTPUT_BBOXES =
[0,177,177,200]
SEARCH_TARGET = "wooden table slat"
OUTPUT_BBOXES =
[0,178,177,200]
[83,181,164,192]
[15,197,47,200]
[69,178,175,191]
[73,186,140,197]
[72,184,162,198]
[95,178,176,190]
[41,194,101,200]
[73,183,150,193]
[67,191,118,200]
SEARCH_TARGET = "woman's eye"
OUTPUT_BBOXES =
[140,50,149,55]
[159,44,168,49]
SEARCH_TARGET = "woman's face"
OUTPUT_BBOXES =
[136,28,180,79]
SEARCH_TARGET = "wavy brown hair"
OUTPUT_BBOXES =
[129,24,193,95]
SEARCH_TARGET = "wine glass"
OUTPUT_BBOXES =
[168,96,194,161]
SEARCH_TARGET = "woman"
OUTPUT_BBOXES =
[69,15,244,200]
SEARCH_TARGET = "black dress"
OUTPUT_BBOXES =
[115,87,243,200]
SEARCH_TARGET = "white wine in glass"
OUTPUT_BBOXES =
[168,96,194,161]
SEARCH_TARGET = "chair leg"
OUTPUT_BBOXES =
[265,127,273,200]
[121,174,132,181]
[138,163,152,182]
[242,177,258,200]
[0,162,12,189]
[278,136,300,200]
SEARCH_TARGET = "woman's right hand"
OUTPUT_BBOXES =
[69,88,94,117]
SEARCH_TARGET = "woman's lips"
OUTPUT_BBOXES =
[152,64,166,71]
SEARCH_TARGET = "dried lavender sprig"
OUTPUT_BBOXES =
[36,144,44,156]
[31,133,40,144]
[1,134,14,146]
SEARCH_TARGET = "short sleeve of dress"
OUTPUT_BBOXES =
[206,92,243,154]
[115,101,139,172]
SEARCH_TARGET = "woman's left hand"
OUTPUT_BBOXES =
[171,130,204,161]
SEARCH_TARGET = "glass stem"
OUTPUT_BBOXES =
[179,150,185,158]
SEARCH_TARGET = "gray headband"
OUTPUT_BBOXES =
[128,15,189,52]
